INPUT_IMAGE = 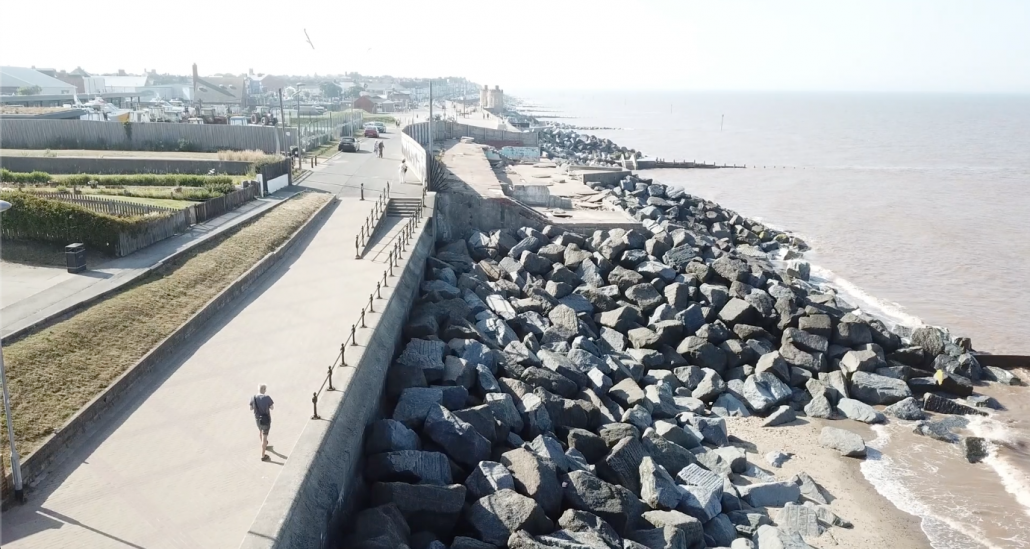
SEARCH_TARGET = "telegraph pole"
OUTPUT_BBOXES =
[278,89,287,156]
[427,80,434,186]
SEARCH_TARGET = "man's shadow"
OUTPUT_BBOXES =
[264,445,288,465]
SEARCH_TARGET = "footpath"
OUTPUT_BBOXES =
[1,188,303,342]
[0,138,424,549]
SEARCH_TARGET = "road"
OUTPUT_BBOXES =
[0,139,418,549]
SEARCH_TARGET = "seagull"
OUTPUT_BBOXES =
[304,29,315,49]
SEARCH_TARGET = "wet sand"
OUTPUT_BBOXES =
[728,416,933,549]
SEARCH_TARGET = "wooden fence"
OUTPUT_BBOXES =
[190,185,259,223]
[32,193,179,217]
[115,186,258,256]
[117,209,192,257]
[0,119,281,153]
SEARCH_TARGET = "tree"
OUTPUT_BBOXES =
[17,85,42,95]
[344,85,364,99]
[321,82,342,98]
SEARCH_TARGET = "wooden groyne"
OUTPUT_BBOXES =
[633,158,746,169]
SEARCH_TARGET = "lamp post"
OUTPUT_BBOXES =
[0,199,25,503]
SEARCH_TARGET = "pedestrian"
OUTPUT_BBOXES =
[250,384,274,461]
[399,159,408,182]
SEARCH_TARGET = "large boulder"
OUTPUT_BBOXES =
[741,372,792,414]
[835,398,885,424]
[424,405,491,467]
[849,371,912,405]
[465,461,516,499]
[501,448,563,518]
[465,489,554,545]
[370,482,466,537]
[563,470,646,535]
[366,450,452,485]
[818,427,866,458]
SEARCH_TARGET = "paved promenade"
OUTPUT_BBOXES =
[0,139,419,548]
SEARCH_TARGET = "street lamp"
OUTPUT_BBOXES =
[0,199,25,503]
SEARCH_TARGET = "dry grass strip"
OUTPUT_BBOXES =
[0,191,330,457]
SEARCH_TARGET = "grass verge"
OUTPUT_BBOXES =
[0,191,330,458]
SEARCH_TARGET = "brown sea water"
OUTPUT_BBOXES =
[521,90,1030,548]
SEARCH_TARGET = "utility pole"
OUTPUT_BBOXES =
[278,89,288,156]
[428,80,434,186]
[0,200,24,503]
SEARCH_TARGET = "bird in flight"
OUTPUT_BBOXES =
[304,29,315,49]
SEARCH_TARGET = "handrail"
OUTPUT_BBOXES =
[311,195,427,420]
[354,184,390,259]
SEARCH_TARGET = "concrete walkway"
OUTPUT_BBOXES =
[1,189,302,341]
[0,142,425,548]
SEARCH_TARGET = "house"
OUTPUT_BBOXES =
[353,96,375,113]
[56,66,91,93]
[0,66,76,95]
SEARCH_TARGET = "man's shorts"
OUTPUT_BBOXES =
[256,417,271,435]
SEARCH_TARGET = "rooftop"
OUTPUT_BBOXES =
[0,66,76,91]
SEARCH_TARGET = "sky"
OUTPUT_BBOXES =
[2,0,1029,93]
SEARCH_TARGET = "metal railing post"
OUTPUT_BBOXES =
[376,281,382,299]
[368,294,375,313]
[355,235,360,259]
[341,343,347,366]
[311,392,320,420]
[351,324,357,345]
[360,183,364,201]
[327,364,335,391]
[360,309,366,328]
[389,253,394,276]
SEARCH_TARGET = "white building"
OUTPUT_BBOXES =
[0,66,75,95]
[83,75,149,94]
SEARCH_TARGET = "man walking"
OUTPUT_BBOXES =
[250,384,274,461]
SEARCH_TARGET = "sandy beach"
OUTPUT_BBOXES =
[727,416,933,549]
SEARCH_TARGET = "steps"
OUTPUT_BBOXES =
[386,198,422,218]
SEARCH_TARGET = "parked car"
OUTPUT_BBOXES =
[372,121,387,134]
[364,127,380,138]
[337,136,357,152]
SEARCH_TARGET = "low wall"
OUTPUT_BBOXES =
[400,132,427,184]
[0,118,281,153]
[266,173,289,194]
[7,194,335,499]
[404,121,539,148]
[240,198,436,549]
[510,185,573,209]
[574,168,632,185]
[0,156,252,175]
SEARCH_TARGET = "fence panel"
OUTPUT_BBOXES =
[31,193,178,217]
[116,210,191,257]
[0,119,281,153]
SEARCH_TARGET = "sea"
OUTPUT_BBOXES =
[516,90,1030,548]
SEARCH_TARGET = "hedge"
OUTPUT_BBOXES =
[1,169,233,188]
[0,169,52,184]
[59,174,234,188]
[0,191,151,255]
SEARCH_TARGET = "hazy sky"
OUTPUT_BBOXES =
[2,0,1028,93]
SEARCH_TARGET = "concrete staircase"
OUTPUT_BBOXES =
[386,198,422,218]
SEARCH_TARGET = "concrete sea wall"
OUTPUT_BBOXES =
[240,200,436,549]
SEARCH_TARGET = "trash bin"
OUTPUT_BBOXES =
[65,243,86,273]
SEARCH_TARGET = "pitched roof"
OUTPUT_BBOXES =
[0,66,76,91]
[194,76,245,104]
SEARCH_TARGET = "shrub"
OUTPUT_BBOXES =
[1,169,52,184]
[0,191,153,255]
[57,174,233,188]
